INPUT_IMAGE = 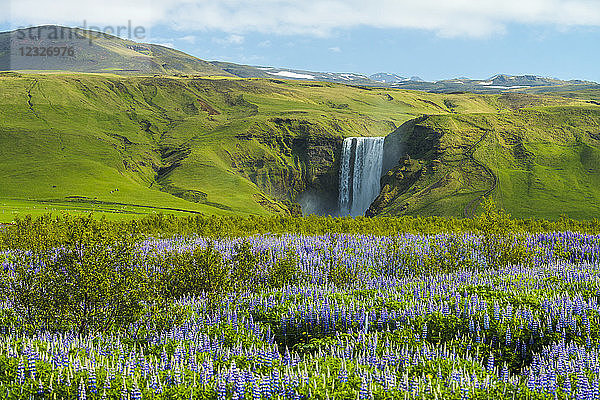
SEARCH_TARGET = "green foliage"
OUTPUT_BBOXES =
[160,243,230,299]
[1,73,599,221]
[2,211,600,399]
[477,198,514,235]
[230,241,263,291]
[1,215,147,334]
[0,72,466,221]
[267,250,301,288]
[477,199,536,268]
[327,259,356,287]
[115,211,600,239]
[376,106,600,219]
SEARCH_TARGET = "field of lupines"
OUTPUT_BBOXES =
[2,213,600,399]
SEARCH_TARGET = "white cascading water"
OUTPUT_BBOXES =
[338,137,385,216]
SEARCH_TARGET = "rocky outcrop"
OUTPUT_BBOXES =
[366,157,427,216]
[231,118,344,216]
[368,116,442,216]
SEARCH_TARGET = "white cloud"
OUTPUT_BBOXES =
[329,46,342,53]
[6,0,171,28]
[178,35,196,44]
[213,34,245,45]
[4,0,600,38]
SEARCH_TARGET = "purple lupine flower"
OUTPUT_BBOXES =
[217,376,227,400]
[564,375,572,397]
[283,347,291,365]
[78,380,87,400]
[88,369,98,394]
[359,377,371,400]
[131,382,142,400]
[592,377,599,400]
[250,374,261,400]
[150,374,160,394]
[28,351,36,380]
[17,357,25,385]
[577,371,589,400]
[486,354,494,372]
[501,364,508,382]
[121,383,129,400]
[261,375,271,399]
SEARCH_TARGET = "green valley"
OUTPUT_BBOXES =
[0,71,599,221]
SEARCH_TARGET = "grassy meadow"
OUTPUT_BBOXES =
[0,72,600,221]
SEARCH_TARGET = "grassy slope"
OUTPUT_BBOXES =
[373,98,600,219]
[0,73,499,221]
[0,27,231,76]
[1,72,598,221]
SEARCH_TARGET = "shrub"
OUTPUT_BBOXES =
[160,243,230,300]
[478,199,535,268]
[267,250,301,288]
[230,241,263,291]
[2,215,146,334]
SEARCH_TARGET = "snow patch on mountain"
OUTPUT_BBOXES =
[268,71,315,79]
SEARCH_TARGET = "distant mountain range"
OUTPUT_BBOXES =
[388,74,596,93]
[210,61,379,85]
[209,63,597,93]
[0,25,597,94]
[369,73,423,83]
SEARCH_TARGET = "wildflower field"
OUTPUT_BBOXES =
[1,209,600,399]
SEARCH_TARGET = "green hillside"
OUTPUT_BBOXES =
[372,102,600,219]
[0,71,598,221]
[0,26,232,76]
[0,72,480,220]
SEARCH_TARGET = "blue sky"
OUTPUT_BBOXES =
[2,0,600,82]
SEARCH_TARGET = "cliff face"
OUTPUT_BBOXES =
[368,117,441,216]
[231,118,344,216]
[370,107,600,219]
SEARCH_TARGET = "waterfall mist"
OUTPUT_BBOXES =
[338,137,385,216]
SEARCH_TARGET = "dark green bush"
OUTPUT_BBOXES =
[230,241,264,291]
[267,250,300,288]
[2,215,146,334]
[477,199,536,268]
[159,243,230,299]
[327,260,355,287]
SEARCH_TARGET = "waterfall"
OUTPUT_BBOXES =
[338,137,385,216]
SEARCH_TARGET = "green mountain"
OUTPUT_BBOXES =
[373,92,600,219]
[1,26,600,221]
[0,26,231,76]
[1,70,599,221]
[0,72,436,219]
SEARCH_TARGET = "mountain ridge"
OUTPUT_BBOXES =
[1,70,600,220]
[0,25,233,76]
[0,25,596,94]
